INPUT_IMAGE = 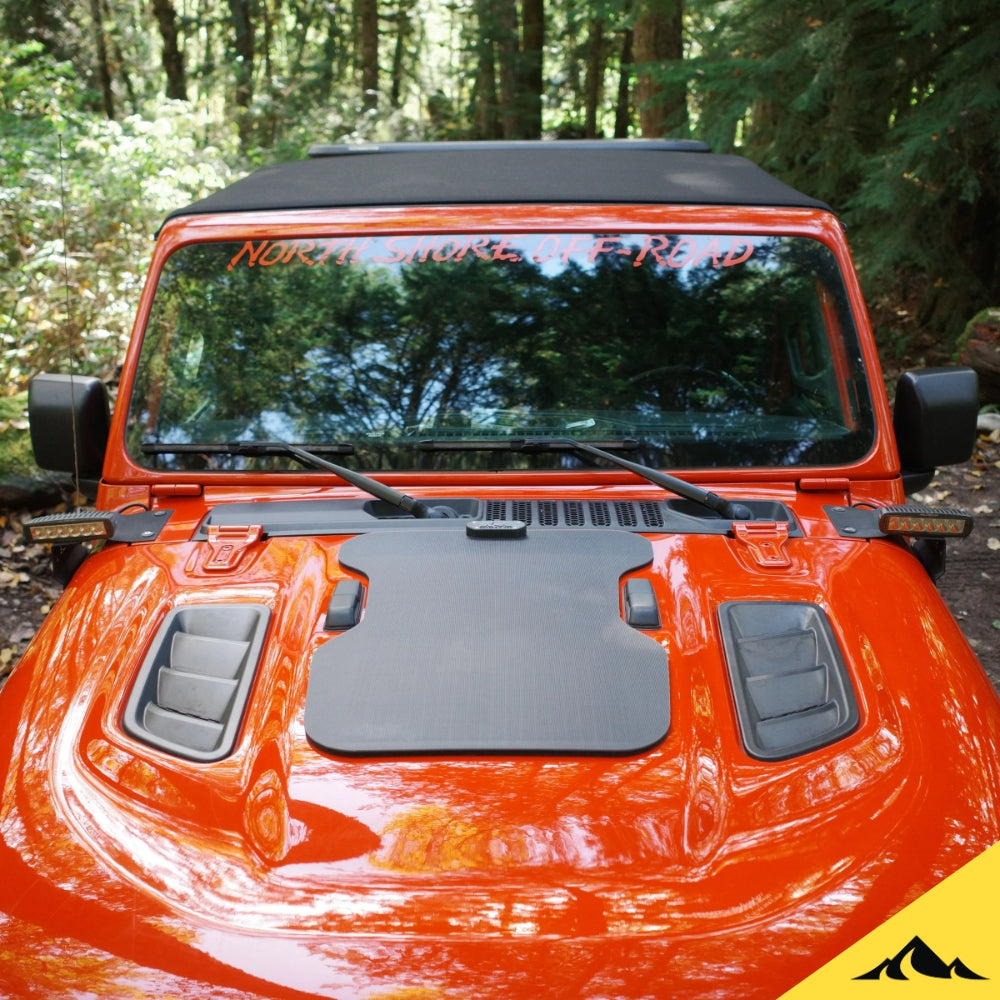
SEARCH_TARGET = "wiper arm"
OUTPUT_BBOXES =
[142,440,449,519]
[509,437,754,521]
[279,443,452,518]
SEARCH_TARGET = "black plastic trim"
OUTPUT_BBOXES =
[196,498,800,538]
[825,503,973,539]
[28,373,109,479]
[719,601,859,761]
[624,579,660,628]
[122,604,270,761]
[325,580,364,630]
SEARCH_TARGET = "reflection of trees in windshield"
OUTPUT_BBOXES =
[517,244,774,414]
[127,235,873,471]
[303,255,541,432]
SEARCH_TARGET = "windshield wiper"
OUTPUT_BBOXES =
[508,436,755,521]
[143,441,356,458]
[141,440,452,519]
[281,443,458,517]
[418,437,640,453]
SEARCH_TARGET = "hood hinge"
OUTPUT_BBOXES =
[731,520,792,568]
[201,523,265,572]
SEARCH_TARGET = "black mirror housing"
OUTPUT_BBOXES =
[893,366,979,494]
[28,373,110,479]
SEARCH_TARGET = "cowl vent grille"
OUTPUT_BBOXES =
[719,601,858,760]
[123,605,270,761]
[482,499,666,530]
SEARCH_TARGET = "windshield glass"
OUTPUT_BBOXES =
[126,231,875,472]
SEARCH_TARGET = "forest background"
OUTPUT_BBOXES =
[1,0,999,472]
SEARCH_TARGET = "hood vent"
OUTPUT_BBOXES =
[718,601,858,760]
[122,604,270,761]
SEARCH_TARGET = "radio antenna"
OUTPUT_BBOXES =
[56,131,83,506]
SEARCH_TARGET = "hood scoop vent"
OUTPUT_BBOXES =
[123,604,270,761]
[719,601,858,760]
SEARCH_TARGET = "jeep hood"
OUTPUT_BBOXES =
[2,510,999,998]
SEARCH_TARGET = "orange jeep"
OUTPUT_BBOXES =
[4,141,998,998]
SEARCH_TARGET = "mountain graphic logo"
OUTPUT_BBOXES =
[854,935,987,980]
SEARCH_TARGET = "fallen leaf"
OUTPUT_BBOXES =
[9,624,36,644]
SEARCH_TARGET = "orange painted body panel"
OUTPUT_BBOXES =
[3,486,999,997]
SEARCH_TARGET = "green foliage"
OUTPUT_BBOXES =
[0,392,34,480]
[0,39,238,395]
[1,0,999,382]
[682,0,1000,350]
[843,1,1000,342]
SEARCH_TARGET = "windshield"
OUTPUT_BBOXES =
[126,231,875,472]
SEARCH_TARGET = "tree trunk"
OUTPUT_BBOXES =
[151,0,187,101]
[88,0,115,119]
[473,0,502,139]
[959,310,1000,403]
[260,0,278,146]
[494,0,521,138]
[228,0,255,142]
[519,0,544,139]
[632,0,686,138]
[109,26,137,113]
[357,0,379,111]
[584,17,605,138]
[614,25,633,138]
[390,1,413,109]
[319,7,346,103]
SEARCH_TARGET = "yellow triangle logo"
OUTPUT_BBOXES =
[778,841,1000,998]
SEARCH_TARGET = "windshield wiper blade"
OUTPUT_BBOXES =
[142,440,449,519]
[418,437,640,452]
[142,441,356,457]
[509,436,754,521]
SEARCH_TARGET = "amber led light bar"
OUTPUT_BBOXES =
[877,505,973,538]
[25,510,116,544]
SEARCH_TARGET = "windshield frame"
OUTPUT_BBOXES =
[104,204,896,489]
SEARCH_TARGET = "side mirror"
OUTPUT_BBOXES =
[28,373,110,480]
[893,366,978,494]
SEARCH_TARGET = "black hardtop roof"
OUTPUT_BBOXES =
[164,140,830,222]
